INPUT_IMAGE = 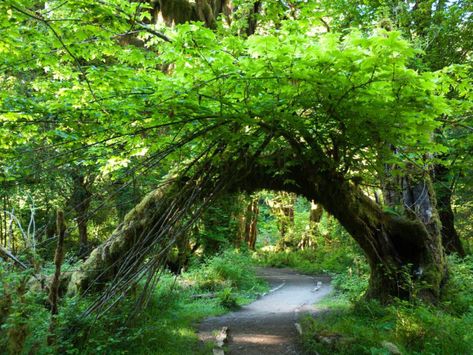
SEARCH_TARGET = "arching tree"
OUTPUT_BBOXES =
[2,1,467,309]
[67,26,449,303]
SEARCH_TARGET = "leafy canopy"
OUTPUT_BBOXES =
[0,1,451,185]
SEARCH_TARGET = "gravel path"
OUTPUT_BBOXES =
[198,267,333,354]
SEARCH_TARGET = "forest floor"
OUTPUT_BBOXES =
[198,267,333,354]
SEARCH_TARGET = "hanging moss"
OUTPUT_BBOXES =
[67,185,175,295]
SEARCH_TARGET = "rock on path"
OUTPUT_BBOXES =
[198,267,333,355]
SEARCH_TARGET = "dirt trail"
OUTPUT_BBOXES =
[198,267,333,354]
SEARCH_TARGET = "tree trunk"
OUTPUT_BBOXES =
[309,201,322,234]
[69,159,448,302]
[241,163,447,302]
[67,183,177,294]
[273,193,295,249]
[433,165,465,256]
[67,175,213,295]
[381,164,402,207]
[153,0,232,28]
[244,198,259,250]
[246,1,261,36]
[70,174,93,257]
[298,202,322,249]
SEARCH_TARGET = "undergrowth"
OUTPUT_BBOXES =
[254,219,364,275]
[300,254,473,355]
[0,249,267,354]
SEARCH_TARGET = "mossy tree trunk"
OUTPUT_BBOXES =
[268,192,296,250]
[322,175,446,301]
[69,156,448,302]
[67,183,178,294]
[151,0,232,28]
[241,160,447,302]
[433,164,465,256]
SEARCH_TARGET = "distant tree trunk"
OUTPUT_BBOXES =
[309,202,323,227]
[433,164,465,256]
[236,210,245,248]
[49,210,66,316]
[272,193,295,249]
[70,173,93,257]
[244,198,259,250]
[246,1,261,36]
[298,202,322,249]
[173,234,192,273]
[281,200,295,237]
[48,210,66,346]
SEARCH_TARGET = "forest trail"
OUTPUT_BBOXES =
[198,267,333,354]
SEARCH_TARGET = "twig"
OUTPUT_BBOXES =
[47,210,66,345]
[0,246,28,269]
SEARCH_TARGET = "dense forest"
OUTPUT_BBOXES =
[1,0,472,354]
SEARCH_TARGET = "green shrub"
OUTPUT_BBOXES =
[0,248,268,354]
[254,244,365,275]
[218,287,239,310]
[301,256,473,355]
[441,254,473,315]
[186,249,267,293]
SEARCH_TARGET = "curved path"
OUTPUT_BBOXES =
[198,267,333,354]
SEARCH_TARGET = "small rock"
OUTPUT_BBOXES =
[381,341,401,354]
[315,332,342,346]
[215,326,230,347]
[294,322,303,335]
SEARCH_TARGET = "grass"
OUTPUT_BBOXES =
[299,255,473,355]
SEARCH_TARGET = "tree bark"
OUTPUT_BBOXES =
[152,0,232,28]
[433,164,465,256]
[381,164,402,207]
[309,202,323,225]
[246,1,261,36]
[67,183,177,294]
[47,210,66,346]
[70,173,93,257]
[244,198,259,250]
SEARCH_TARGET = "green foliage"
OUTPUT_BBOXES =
[218,287,239,310]
[0,265,51,354]
[1,1,472,354]
[186,249,266,293]
[195,195,245,254]
[300,255,473,354]
[0,248,267,354]
[255,215,365,275]
[440,255,473,315]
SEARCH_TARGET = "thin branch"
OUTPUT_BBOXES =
[10,4,100,103]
